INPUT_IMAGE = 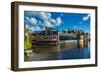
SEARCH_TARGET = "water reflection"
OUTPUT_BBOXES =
[24,41,90,61]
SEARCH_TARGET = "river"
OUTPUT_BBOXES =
[24,41,90,61]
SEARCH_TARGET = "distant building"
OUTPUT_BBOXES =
[59,32,78,40]
[67,29,84,34]
[32,27,58,43]
[32,28,90,44]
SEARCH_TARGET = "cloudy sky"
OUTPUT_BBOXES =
[24,11,90,32]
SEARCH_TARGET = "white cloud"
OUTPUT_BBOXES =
[47,13,51,17]
[35,26,41,31]
[30,27,35,31]
[25,17,37,25]
[44,20,53,27]
[82,14,90,21]
[25,11,51,20]
[30,26,41,31]
[25,24,29,29]
[56,17,62,26]
[50,19,56,24]
[50,18,62,26]
[25,17,30,20]
[30,17,37,25]
[39,12,51,20]
[25,11,62,30]
[39,20,42,24]
[39,12,62,27]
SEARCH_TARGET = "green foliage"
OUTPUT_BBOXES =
[24,31,32,50]
[24,38,32,50]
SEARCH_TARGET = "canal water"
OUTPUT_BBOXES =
[24,41,90,61]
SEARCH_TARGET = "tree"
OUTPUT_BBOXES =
[24,24,32,50]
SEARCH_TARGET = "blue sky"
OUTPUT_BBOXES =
[24,11,90,33]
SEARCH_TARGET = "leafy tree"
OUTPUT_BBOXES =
[24,24,32,50]
[24,37,32,50]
